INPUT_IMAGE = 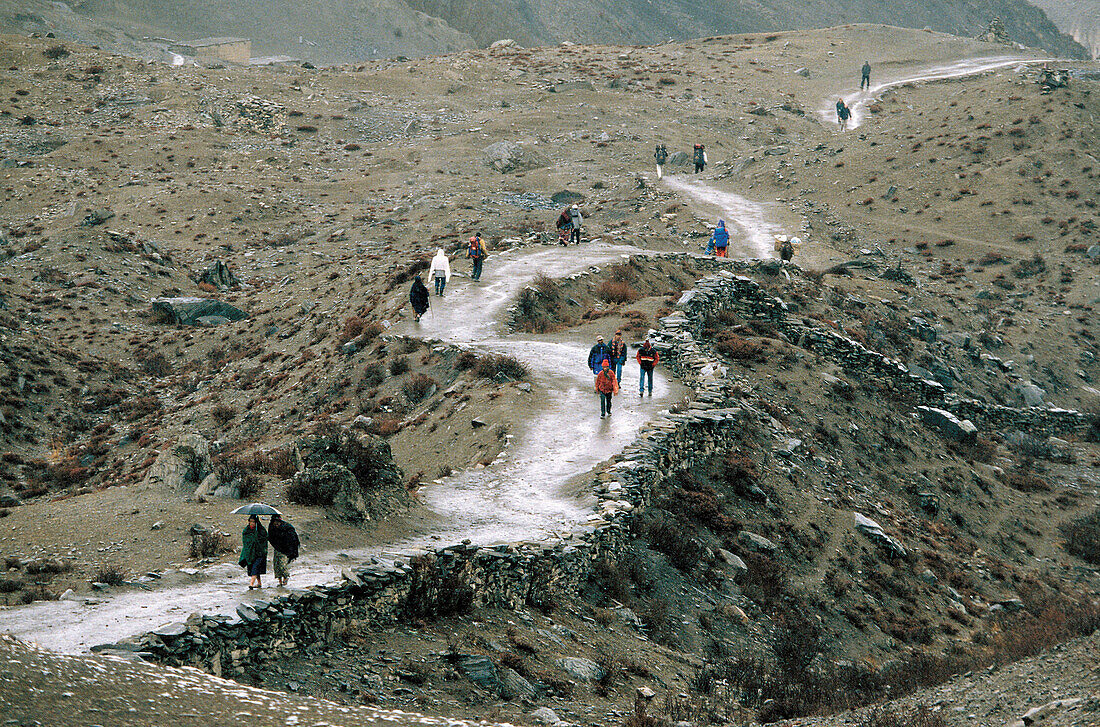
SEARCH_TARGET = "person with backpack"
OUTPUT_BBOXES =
[595,359,619,418]
[466,232,487,282]
[428,248,451,296]
[567,204,583,244]
[861,61,872,91]
[836,99,851,131]
[588,334,611,389]
[609,329,628,382]
[556,206,574,245]
[409,273,429,321]
[693,143,707,173]
[709,220,729,258]
[636,338,660,396]
[654,143,668,179]
[268,514,299,588]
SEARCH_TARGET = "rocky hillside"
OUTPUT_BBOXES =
[1028,0,1100,58]
[0,0,1088,64]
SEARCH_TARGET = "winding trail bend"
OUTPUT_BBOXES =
[821,55,1052,130]
[0,242,688,653]
[0,53,1047,655]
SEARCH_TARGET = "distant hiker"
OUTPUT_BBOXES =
[693,143,707,173]
[780,238,795,262]
[836,99,851,131]
[609,330,628,382]
[466,232,487,282]
[588,334,611,388]
[595,359,619,418]
[239,514,267,590]
[637,338,660,396]
[709,219,730,258]
[410,274,429,321]
[655,143,668,179]
[268,514,299,588]
[861,61,872,91]
[428,248,451,296]
[556,206,576,245]
[568,204,583,244]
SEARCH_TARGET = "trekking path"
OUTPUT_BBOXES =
[0,242,685,653]
[661,177,788,258]
[824,55,1052,130]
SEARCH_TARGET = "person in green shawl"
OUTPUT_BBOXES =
[239,514,268,589]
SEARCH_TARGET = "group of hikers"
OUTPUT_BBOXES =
[836,61,872,131]
[587,331,661,418]
[653,142,707,179]
[239,513,299,589]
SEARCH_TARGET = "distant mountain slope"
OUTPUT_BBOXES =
[29,0,476,63]
[0,0,1086,62]
[407,0,1087,58]
[1027,0,1100,58]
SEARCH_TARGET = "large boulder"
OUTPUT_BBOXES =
[481,142,548,174]
[287,463,367,521]
[196,260,240,290]
[290,428,408,520]
[666,150,690,168]
[854,513,907,558]
[146,433,212,492]
[917,406,977,444]
[151,297,247,326]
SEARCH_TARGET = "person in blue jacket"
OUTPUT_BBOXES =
[588,334,611,389]
[707,220,729,257]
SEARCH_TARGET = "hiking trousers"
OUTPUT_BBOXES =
[599,392,613,417]
[471,258,483,281]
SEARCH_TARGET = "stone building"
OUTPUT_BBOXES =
[170,37,251,65]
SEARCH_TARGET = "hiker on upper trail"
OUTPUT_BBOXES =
[466,232,487,282]
[836,99,851,131]
[428,248,451,296]
[693,143,707,173]
[268,514,299,588]
[654,143,668,179]
[609,329,628,382]
[239,514,267,590]
[861,61,872,91]
[595,359,619,418]
[588,334,611,388]
[707,219,729,258]
[637,338,659,396]
[780,237,796,262]
[410,274,429,321]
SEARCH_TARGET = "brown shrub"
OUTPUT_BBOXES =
[211,403,236,428]
[1061,507,1100,564]
[597,279,640,304]
[473,354,529,380]
[91,563,127,586]
[402,373,437,404]
[713,331,765,362]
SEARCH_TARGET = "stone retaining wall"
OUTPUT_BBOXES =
[123,257,1089,676]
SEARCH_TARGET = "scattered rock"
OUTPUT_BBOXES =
[917,406,977,444]
[529,707,560,725]
[150,297,248,327]
[854,512,907,558]
[481,141,549,174]
[558,656,604,682]
[146,433,213,492]
[738,530,777,554]
[196,260,240,290]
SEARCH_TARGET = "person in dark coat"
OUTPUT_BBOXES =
[693,143,707,173]
[268,514,299,588]
[836,99,851,131]
[654,143,668,179]
[239,514,267,590]
[636,338,660,396]
[410,274,429,321]
[861,61,872,90]
[588,334,611,389]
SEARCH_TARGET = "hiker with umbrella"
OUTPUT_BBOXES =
[233,503,277,589]
[268,513,299,587]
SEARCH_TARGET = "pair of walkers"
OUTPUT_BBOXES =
[588,333,661,418]
[409,236,489,320]
[239,513,299,589]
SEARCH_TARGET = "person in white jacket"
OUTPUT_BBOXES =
[428,248,451,296]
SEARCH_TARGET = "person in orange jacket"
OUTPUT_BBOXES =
[636,338,660,395]
[595,359,619,418]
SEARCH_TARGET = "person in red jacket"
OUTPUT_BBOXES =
[595,359,619,418]
[636,338,660,396]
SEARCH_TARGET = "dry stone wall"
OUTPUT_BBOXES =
[116,257,1089,675]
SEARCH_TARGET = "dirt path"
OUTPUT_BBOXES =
[821,55,1051,130]
[0,242,687,653]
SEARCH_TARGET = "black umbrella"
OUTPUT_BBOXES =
[231,502,282,516]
